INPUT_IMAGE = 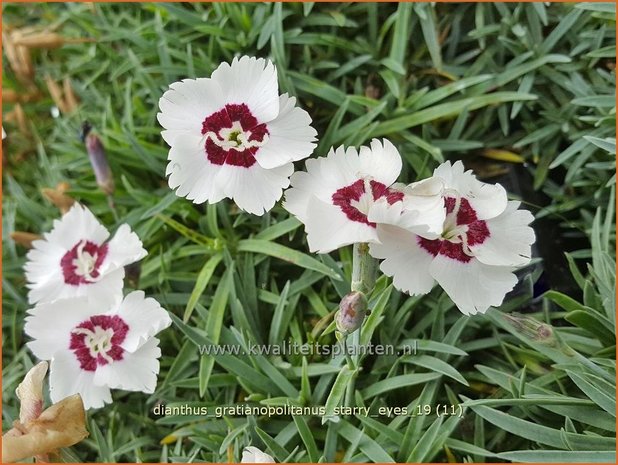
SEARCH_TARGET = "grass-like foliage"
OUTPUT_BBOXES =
[2,2,616,463]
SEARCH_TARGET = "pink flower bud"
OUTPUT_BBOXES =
[335,291,368,335]
[85,131,114,195]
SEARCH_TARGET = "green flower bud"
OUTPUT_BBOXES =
[335,291,368,335]
[504,313,557,347]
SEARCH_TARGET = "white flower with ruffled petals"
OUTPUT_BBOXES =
[24,204,146,306]
[370,160,536,315]
[158,55,317,215]
[24,291,171,410]
[241,446,275,463]
[284,138,445,253]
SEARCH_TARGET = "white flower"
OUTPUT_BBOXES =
[285,138,435,253]
[24,291,171,410]
[24,204,146,306]
[158,55,317,215]
[241,446,275,463]
[370,160,536,315]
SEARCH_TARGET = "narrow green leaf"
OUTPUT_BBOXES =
[362,373,441,398]
[292,415,320,462]
[268,281,291,345]
[199,267,232,396]
[183,253,223,322]
[496,450,616,463]
[467,399,616,450]
[237,239,342,280]
[407,416,444,462]
[371,92,537,137]
[323,366,355,422]
[338,421,395,463]
[402,354,469,385]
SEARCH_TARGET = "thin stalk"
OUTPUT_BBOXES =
[344,243,378,408]
[107,194,119,222]
[351,242,378,294]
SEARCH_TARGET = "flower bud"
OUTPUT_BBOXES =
[335,291,368,335]
[84,128,114,195]
[503,313,557,347]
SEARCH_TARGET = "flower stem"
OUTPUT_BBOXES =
[343,243,378,409]
[351,242,378,294]
[107,194,119,222]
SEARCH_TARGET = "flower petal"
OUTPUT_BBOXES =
[429,256,518,315]
[165,133,226,204]
[211,56,280,123]
[49,351,112,409]
[304,197,378,253]
[104,224,147,271]
[241,446,276,463]
[370,225,436,295]
[36,203,109,251]
[284,146,359,222]
[434,160,507,220]
[214,162,294,216]
[157,77,223,134]
[254,93,317,169]
[26,266,125,307]
[93,337,161,394]
[358,138,402,186]
[114,291,171,353]
[367,177,446,239]
[469,201,536,267]
[25,297,108,360]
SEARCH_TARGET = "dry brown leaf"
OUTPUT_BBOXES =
[16,362,47,424]
[44,76,68,114]
[41,185,75,213]
[13,32,93,49]
[2,87,42,104]
[63,77,80,113]
[10,231,42,249]
[2,30,34,83]
[2,395,89,463]
[5,103,29,135]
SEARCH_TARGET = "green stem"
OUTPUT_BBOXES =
[344,331,359,410]
[351,242,378,294]
[344,243,378,409]
[341,334,356,370]
[107,194,119,222]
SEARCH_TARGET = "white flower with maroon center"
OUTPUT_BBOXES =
[284,139,444,253]
[369,161,536,315]
[24,204,146,306]
[24,291,171,410]
[158,55,317,215]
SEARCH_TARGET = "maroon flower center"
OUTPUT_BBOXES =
[332,179,404,227]
[201,103,269,168]
[61,240,108,286]
[70,315,129,371]
[418,196,490,263]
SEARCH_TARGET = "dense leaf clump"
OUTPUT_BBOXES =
[2,2,615,463]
